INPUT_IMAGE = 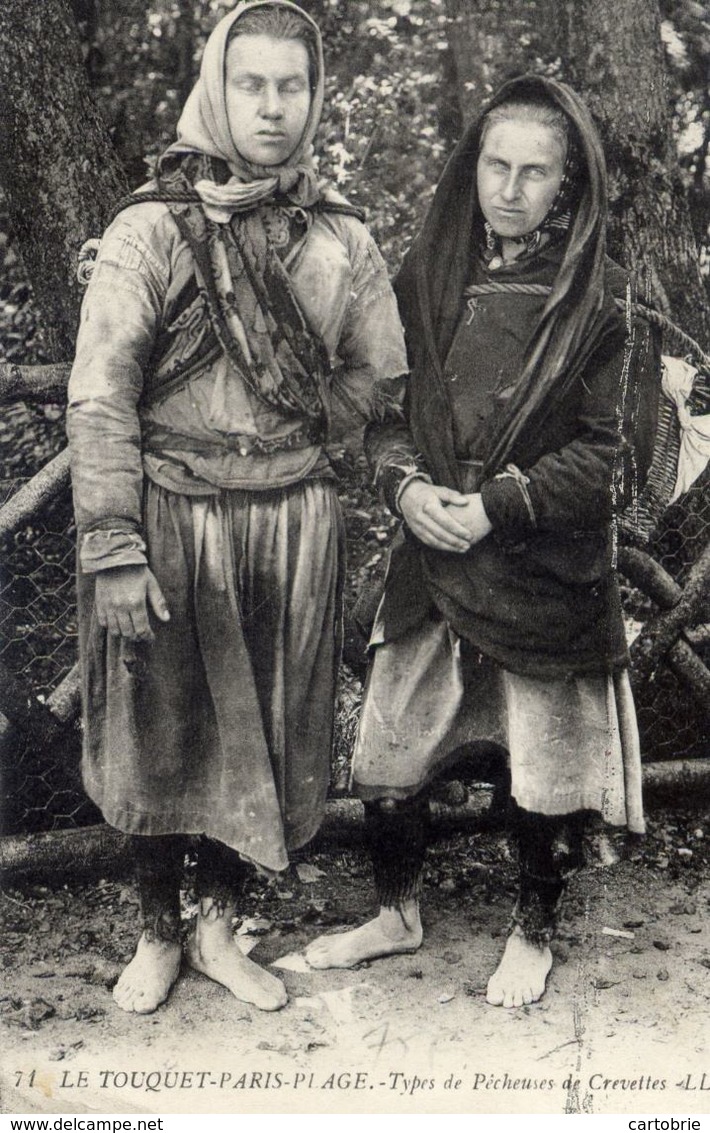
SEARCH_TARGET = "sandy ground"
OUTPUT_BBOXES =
[1,796,709,1117]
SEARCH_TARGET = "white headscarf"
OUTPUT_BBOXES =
[165,0,325,221]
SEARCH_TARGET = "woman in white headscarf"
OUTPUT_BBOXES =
[68,1,407,1015]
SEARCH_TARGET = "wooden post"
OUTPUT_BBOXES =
[619,544,710,713]
[1,760,708,880]
[0,449,71,541]
[0,363,71,404]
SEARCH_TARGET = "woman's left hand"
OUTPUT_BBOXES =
[455,493,493,545]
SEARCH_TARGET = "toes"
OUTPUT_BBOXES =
[485,982,504,1006]
[113,981,155,1015]
[262,986,288,1012]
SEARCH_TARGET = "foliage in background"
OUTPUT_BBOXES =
[83,0,458,270]
[659,0,710,268]
[1,0,706,354]
[0,1,708,815]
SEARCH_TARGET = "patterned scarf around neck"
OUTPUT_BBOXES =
[157,150,331,429]
[150,2,332,429]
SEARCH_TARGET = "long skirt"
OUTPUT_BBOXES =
[352,611,645,833]
[77,478,345,873]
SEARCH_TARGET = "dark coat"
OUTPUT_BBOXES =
[372,76,659,678]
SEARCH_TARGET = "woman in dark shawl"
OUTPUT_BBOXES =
[307,75,655,1008]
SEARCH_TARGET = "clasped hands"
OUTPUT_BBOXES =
[93,481,487,640]
[399,479,492,553]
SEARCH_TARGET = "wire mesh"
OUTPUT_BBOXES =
[620,462,710,763]
[1,417,708,835]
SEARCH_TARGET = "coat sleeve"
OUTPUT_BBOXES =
[363,381,432,516]
[480,319,639,540]
[331,231,430,514]
[328,230,407,432]
[66,210,170,572]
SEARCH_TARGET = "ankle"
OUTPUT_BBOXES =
[508,924,553,953]
[378,902,421,939]
[198,896,236,921]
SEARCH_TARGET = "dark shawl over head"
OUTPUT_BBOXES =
[395,74,617,488]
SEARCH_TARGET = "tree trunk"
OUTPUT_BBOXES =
[443,0,710,346]
[0,0,128,361]
[565,0,710,344]
[175,0,197,111]
[444,0,562,120]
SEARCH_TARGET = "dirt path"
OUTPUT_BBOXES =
[2,801,708,1116]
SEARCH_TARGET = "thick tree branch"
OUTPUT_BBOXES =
[0,450,71,541]
[0,363,71,404]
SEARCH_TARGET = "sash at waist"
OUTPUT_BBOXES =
[141,420,320,458]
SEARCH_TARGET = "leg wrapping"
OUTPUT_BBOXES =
[364,793,429,908]
[131,833,185,944]
[511,808,565,946]
[195,836,250,915]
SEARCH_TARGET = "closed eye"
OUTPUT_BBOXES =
[280,78,307,94]
[233,76,263,93]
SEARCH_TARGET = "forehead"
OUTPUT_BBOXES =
[480,119,566,166]
[226,33,310,77]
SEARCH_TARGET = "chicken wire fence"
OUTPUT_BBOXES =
[1,417,709,837]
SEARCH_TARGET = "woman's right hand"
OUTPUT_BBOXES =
[399,480,472,552]
[94,564,170,642]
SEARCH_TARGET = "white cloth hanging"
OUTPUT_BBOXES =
[661,355,710,502]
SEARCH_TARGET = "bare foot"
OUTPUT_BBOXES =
[305,902,423,970]
[112,933,182,1015]
[486,926,552,1008]
[186,908,287,1011]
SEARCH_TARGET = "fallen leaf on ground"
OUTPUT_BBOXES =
[294,995,322,1011]
[319,985,370,1024]
[271,952,312,973]
[236,917,272,936]
[235,936,259,956]
[296,863,326,884]
[294,984,371,1025]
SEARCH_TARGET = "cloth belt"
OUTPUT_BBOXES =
[141,420,319,458]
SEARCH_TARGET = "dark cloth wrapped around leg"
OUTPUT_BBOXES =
[364,793,430,908]
[131,833,186,944]
[510,806,566,945]
[195,836,250,913]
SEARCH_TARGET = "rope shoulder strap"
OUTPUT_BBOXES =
[464,280,710,373]
[77,191,367,285]
[107,190,367,226]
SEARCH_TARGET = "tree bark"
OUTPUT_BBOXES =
[444,0,559,120]
[0,363,71,404]
[0,450,71,541]
[564,0,710,344]
[0,0,128,361]
[175,0,197,111]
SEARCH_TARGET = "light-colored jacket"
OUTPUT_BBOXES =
[67,200,407,572]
